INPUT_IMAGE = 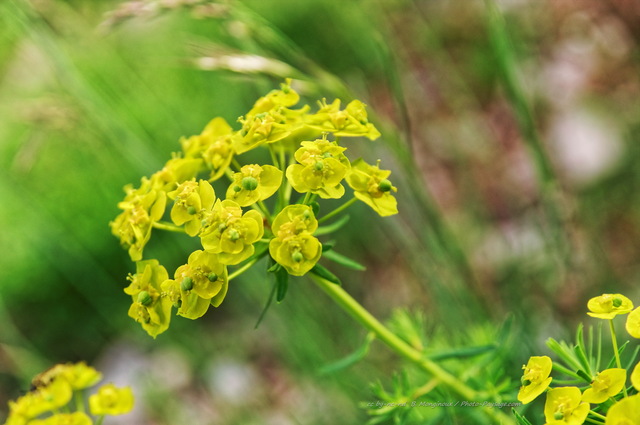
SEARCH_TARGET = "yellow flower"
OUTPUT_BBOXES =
[173,250,228,300]
[631,362,640,391]
[110,181,167,261]
[269,205,322,276]
[232,107,308,155]
[518,356,553,404]
[286,139,350,199]
[200,200,264,265]
[625,307,640,338]
[582,368,626,403]
[149,157,203,192]
[543,387,589,425]
[305,98,380,140]
[345,159,398,217]
[125,260,172,338]
[605,394,640,424]
[28,412,92,425]
[181,117,235,181]
[587,294,633,319]
[8,378,73,421]
[168,179,217,236]
[225,164,283,207]
[32,362,102,391]
[89,383,134,416]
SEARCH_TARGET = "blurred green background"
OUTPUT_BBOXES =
[1,0,640,423]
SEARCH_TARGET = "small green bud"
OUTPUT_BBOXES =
[554,412,563,420]
[241,176,259,191]
[229,229,240,241]
[613,298,622,308]
[314,161,324,171]
[322,152,332,158]
[207,272,218,282]
[302,209,311,219]
[292,251,304,262]
[233,185,242,193]
[201,219,208,227]
[218,223,227,232]
[187,206,197,215]
[378,179,393,192]
[137,291,152,306]
[181,277,193,291]
[521,378,531,387]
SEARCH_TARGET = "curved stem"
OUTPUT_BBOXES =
[229,257,260,281]
[152,221,185,233]
[310,275,516,425]
[318,197,357,223]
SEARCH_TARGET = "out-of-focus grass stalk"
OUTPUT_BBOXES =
[311,274,516,425]
[485,0,569,261]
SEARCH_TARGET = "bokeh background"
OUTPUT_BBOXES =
[1,0,640,423]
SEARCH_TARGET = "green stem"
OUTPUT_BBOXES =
[257,200,272,222]
[268,145,280,169]
[589,410,606,421]
[152,221,185,233]
[74,390,85,413]
[310,275,515,425]
[302,191,313,205]
[608,319,628,397]
[318,198,357,223]
[95,415,105,425]
[229,257,260,281]
[231,158,243,172]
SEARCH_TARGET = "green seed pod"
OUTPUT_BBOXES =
[554,412,563,420]
[137,291,152,306]
[229,229,240,241]
[181,277,193,291]
[207,272,218,282]
[187,206,197,215]
[378,179,393,192]
[314,161,324,171]
[241,176,259,191]
[613,298,622,308]
[302,209,311,219]
[292,251,304,262]
[233,185,242,193]
[521,378,531,387]
[218,222,227,232]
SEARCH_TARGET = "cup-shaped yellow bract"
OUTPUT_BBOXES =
[174,250,228,300]
[269,205,322,276]
[168,179,217,236]
[226,164,283,207]
[605,394,640,424]
[587,294,634,319]
[180,117,235,182]
[345,158,398,217]
[233,106,308,155]
[543,387,589,425]
[89,383,134,416]
[110,180,167,262]
[582,368,626,403]
[149,157,202,192]
[625,307,640,338]
[517,356,553,404]
[125,260,173,338]
[28,412,92,425]
[631,362,640,391]
[305,98,380,140]
[200,200,264,265]
[286,139,350,199]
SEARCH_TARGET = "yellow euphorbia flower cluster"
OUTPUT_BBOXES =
[110,79,399,338]
[517,293,640,425]
[4,363,133,425]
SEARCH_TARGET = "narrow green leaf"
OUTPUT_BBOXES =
[575,369,592,383]
[512,409,533,425]
[310,264,342,285]
[315,214,350,236]
[427,344,496,361]
[254,278,276,329]
[624,345,640,370]
[318,333,375,375]
[574,324,592,377]
[323,249,366,271]
[275,267,289,302]
[321,241,335,252]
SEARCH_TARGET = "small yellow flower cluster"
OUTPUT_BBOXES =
[517,293,640,425]
[4,362,133,425]
[110,79,399,337]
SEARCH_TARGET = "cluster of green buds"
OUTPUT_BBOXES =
[110,79,399,338]
[515,294,640,425]
[5,362,133,425]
